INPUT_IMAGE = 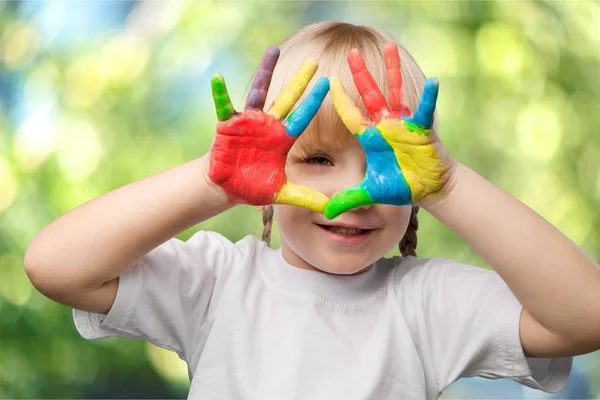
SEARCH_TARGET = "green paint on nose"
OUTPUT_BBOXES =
[324,187,373,220]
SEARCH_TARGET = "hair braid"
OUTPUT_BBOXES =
[260,205,275,247]
[399,206,419,257]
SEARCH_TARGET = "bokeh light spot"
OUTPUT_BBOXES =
[476,22,528,76]
[0,157,17,212]
[146,343,189,384]
[1,20,38,69]
[14,110,57,170]
[516,102,562,161]
[55,119,103,181]
[0,253,32,306]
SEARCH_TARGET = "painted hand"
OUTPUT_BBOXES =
[208,46,330,212]
[324,43,455,220]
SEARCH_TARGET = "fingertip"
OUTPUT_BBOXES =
[324,207,337,220]
[303,57,319,71]
[266,45,280,56]
[383,42,398,53]
[315,76,330,92]
[347,48,362,63]
[330,76,342,91]
[425,77,440,90]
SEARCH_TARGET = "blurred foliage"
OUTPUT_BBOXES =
[0,0,598,398]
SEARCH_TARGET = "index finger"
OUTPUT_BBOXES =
[245,46,280,111]
[347,48,390,123]
[267,58,318,120]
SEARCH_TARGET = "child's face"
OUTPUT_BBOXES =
[275,129,411,275]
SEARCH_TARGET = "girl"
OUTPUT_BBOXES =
[24,21,600,399]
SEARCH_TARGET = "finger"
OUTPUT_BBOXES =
[268,58,318,120]
[245,45,280,111]
[330,76,370,135]
[211,73,236,121]
[383,43,411,117]
[347,48,389,122]
[323,184,374,220]
[404,77,439,129]
[284,77,329,138]
[274,181,330,213]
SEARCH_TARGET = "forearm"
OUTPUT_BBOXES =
[24,154,232,292]
[425,162,600,339]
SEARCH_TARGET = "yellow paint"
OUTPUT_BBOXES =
[376,118,447,202]
[330,76,368,135]
[274,181,329,213]
[268,58,318,120]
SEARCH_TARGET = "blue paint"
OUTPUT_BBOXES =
[356,127,413,205]
[403,78,438,129]
[285,77,330,137]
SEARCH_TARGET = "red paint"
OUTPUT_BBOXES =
[383,43,411,118]
[347,49,389,123]
[208,110,295,205]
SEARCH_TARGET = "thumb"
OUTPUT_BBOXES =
[323,185,374,220]
[273,181,329,213]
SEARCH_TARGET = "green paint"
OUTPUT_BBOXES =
[211,73,235,121]
[403,120,431,136]
[324,186,374,220]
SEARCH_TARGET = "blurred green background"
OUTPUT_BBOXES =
[0,1,598,398]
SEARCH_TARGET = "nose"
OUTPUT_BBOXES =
[329,164,366,198]
[350,204,372,212]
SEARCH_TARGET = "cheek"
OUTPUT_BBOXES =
[274,204,312,237]
[380,205,412,240]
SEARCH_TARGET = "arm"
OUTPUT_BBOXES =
[24,155,230,313]
[425,162,600,358]
[25,46,330,316]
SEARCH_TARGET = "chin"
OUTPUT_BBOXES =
[313,253,373,275]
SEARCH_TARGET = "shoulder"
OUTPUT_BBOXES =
[387,256,499,299]
[389,255,494,281]
[184,231,267,258]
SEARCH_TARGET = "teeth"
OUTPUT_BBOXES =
[326,226,365,235]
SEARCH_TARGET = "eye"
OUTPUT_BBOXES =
[304,155,333,166]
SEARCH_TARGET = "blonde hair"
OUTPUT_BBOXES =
[250,21,432,257]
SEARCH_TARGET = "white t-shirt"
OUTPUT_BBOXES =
[72,231,572,399]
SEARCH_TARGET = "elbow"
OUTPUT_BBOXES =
[24,246,60,299]
[24,243,78,302]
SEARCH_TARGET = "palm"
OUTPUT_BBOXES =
[208,46,331,211]
[324,43,452,220]
[210,111,294,205]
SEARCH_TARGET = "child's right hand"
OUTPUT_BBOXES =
[207,46,330,213]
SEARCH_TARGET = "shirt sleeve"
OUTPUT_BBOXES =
[72,230,247,361]
[394,256,573,395]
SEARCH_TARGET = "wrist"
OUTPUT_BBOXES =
[415,159,462,211]
[198,154,232,205]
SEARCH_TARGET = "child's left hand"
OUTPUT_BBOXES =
[324,43,458,220]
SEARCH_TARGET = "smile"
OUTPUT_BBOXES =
[316,224,376,245]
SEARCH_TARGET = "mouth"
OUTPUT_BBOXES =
[315,223,377,245]
[317,224,372,235]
